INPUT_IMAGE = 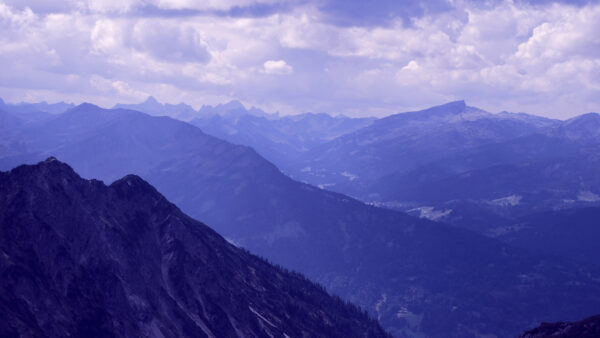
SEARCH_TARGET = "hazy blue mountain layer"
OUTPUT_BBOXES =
[190,112,375,170]
[114,96,199,121]
[0,97,73,117]
[284,101,600,234]
[2,104,600,337]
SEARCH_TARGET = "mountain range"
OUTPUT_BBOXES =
[2,102,600,337]
[190,111,375,170]
[0,97,74,117]
[114,96,375,167]
[113,97,277,122]
[0,158,389,337]
[281,101,600,233]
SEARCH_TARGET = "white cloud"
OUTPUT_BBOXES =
[402,60,419,71]
[131,20,211,63]
[91,19,125,54]
[0,0,599,118]
[0,2,36,27]
[86,0,143,14]
[151,0,284,11]
[263,59,293,75]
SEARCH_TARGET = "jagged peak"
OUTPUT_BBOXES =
[3,157,81,183]
[143,96,160,105]
[36,157,77,173]
[140,95,163,106]
[42,156,59,163]
[222,100,245,109]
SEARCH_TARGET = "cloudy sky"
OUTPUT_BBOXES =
[0,0,599,118]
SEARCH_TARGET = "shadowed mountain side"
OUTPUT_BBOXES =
[520,314,600,338]
[0,158,390,338]
[492,207,600,265]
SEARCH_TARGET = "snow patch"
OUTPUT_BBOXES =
[396,307,424,330]
[375,293,387,320]
[300,166,312,172]
[578,191,600,202]
[248,306,277,328]
[224,237,238,247]
[487,223,527,237]
[341,171,359,181]
[409,206,452,221]
[491,194,522,207]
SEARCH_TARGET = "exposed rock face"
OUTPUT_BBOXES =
[0,158,389,338]
[520,314,600,338]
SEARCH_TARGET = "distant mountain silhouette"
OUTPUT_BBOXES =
[0,158,390,338]
[114,97,280,122]
[190,112,375,169]
[2,104,600,337]
[197,100,275,119]
[114,97,374,167]
[0,96,73,117]
[114,96,198,121]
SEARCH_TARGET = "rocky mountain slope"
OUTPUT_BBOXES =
[520,314,600,338]
[0,158,389,338]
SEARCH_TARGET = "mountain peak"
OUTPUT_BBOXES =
[383,100,469,123]
[5,157,81,189]
[436,100,467,113]
[36,156,70,169]
[71,102,102,112]
[144,96,160,105]
[446,99,466,107]
[42,156,59,163]
[223,100,245,109]
[566,112,600,124]
[557,112,600,141]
